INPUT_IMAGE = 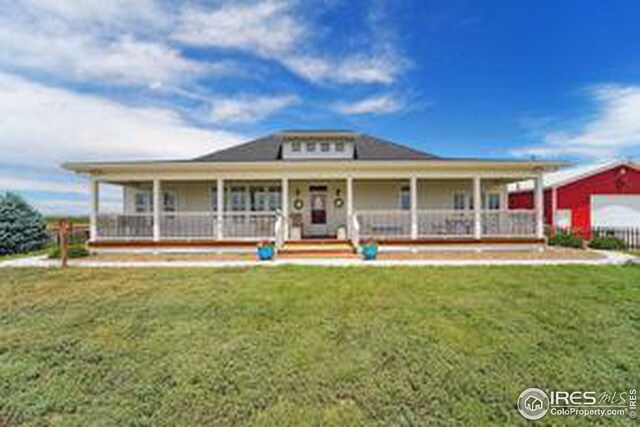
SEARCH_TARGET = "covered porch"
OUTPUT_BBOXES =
[88,174,545,248]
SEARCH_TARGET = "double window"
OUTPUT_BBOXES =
[221,185,282,212]
[452,192,501,210]
[134,190,175,213]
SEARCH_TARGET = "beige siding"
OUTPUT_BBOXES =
[122,178,509,216]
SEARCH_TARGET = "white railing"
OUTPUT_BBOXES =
[482,210,536,237]
[417,210,475,237]
[355,210,411,239]
[160,212,217,239]
[96,213,153,240]
[222,212,277,239]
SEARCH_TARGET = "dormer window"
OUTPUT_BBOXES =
[292,141,301,152]
[307,142,316,152]
[321,142,330,152]
[335,142,344,152]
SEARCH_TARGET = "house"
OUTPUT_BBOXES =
[509,160,640,238]
[63,130,561,251]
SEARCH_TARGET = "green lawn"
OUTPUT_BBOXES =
[1,266,639,426]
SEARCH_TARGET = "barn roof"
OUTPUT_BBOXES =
[509,159,639,192]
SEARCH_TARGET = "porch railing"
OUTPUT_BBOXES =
[355,210,411,239]
[95,212,277,240]
[417,210,474,237]
[96,213,153,240]
[160,212,217,239]
[221,212,277,239]
[482,210,536,237]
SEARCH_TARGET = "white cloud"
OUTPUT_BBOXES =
[282,54,402,85]
[0,0,214,86]
[174,0,406,85]
[333,94,403,115]
[175,1,304,56]
[209,94,299,123]
[0,176,86,195]
[0,72,243,166]
[514,84,640,158]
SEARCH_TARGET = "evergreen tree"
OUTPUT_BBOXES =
[0,192,49,255]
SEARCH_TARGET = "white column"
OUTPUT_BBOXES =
[535,171,545,239]
[153,179,161,242]
[410,176,418,239]
[89,178,99,241]
[473,176,482,239]
[346,176,354,238]
[281,177,289,240]
[216,178,224,239]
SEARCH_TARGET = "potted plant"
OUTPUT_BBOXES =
[361,240,378,260]
[257,240,276,261]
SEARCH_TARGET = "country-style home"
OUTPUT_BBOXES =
[63,130,561,251]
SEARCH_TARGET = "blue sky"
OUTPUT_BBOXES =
[1,0,639,214]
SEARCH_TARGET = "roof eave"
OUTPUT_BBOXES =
[63,159,567,174]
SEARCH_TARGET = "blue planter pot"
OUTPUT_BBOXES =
[361,244,377,261]
[257,246,275,261]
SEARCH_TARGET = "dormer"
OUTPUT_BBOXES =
[280,131,356,160]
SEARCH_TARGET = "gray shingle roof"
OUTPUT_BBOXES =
[193,131,439,162]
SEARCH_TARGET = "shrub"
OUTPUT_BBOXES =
[48,245,90,259]
[548,230,584,248]
[588,235,627,251]
[0,192,49,256]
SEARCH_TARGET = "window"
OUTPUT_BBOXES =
[320,142,330,152]
[163,192,176,212]
[453,193,467,211]
[211,187,218,211]
[399,186,411,210]
[291,141,301,152]
[485,193,501,210]
[250,186,282,211]
[335,142,344,152]
[134,191,151,213]
[227,186,246,211]
[306,142,316,152]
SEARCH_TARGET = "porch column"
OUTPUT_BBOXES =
[473,176,482,239]
[535,171,545,239]
[281,178,289,240]
[410,176,418,239]
[89,178,99,241]
[216,178,224,239]
[346,176,354,237]
[153,179,161,242]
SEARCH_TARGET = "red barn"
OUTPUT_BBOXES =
[509,160,640,238]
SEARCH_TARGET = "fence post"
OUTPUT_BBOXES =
[58,218,69,268]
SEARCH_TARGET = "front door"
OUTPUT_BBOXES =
[307,192,328,236]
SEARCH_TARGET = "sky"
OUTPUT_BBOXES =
[1,0,640,214]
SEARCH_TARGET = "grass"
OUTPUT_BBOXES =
[1,266,639,426]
